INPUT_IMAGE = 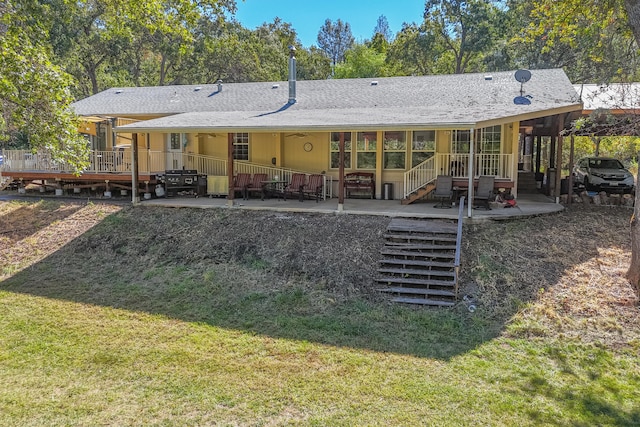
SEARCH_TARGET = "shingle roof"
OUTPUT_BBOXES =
[72,69,582,131]
[575,83,640,111]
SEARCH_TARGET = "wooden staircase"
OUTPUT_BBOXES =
[377,218,460,306]
[517,171,539,194]
[401,181,435,205]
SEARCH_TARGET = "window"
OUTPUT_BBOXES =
[330,132,352,169]
[356,131,377,169]
[170,133,182,150]
[451,130,471,153]
[411,130,435,167]
[233,132,249,161]
[478,125,501,154]
[383,131,406,169]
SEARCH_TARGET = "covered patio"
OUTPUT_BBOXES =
[137,192,563,221]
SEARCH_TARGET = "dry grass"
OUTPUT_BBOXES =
[0,198,639,425]
[462,206,640,346]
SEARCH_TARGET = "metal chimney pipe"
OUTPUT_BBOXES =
[288,45,296,104]
[216,79,223,92]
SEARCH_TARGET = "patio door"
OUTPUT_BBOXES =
[166,133,184,170]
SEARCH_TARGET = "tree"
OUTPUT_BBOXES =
[296,46,332,80]
[373,15,392,42]
[333,43,389,78]
[507,0,640,83]
[423,0,506,74]
[523,0,640,302]
[0,1,89,173]
[317,18,355,68]
[38,0,236,96]
[386,23,438,75]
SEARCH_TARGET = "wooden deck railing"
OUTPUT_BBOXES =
[403,153,515,199]
[403,156,437,199]
[0,150,333,199]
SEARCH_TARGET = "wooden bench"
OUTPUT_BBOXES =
[344,172,375,199]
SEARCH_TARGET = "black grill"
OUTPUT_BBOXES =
[160,170,206,197]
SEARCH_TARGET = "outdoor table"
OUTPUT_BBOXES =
[261,180,288,200]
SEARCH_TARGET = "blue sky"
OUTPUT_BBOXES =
[233,0,426,47]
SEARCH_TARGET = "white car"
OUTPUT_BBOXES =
[573,157,635,193]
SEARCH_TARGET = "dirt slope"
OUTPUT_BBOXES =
[1,199,638,346]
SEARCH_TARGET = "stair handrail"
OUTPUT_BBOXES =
[403,156,436,198]
[454,196,465,268]
[453,196,465,298]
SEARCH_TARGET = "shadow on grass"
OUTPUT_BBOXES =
[0,203,630,360]
[519,345,640,426]
[0,200,82,243]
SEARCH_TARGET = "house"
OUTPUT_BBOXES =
[1,53,583,207]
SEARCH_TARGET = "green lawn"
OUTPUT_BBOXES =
[0,200,639,426]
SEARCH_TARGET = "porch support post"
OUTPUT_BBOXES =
[338,132,345,212]
[131,133,140,204]
[467,128,475,218]
[535,135,542,174]
[554,115,564,203]
[567,134,575,206]
[227,133,235,206]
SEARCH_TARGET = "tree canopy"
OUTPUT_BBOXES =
[4,0,640,173]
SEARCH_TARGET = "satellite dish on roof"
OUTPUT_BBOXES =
[514,69,532,83]
[514,69,532,105]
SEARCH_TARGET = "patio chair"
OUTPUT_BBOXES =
[302,174,324,202]
[246,173,268,200]
[283,173,306,201]
[473,175,495,210]
[433,175,454,208]
[232,173,251,199]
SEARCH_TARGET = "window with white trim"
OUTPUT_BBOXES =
[233,133,249,161]
[478,125,501,154]
[383,131,406,169]
[477,125,502,175]
[411,130,435,167]
[451,130,471,153]
[330,132,352,169]
[356,131,377,169]
[169,133,182,150]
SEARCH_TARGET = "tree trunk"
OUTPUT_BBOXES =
[625,151,640,302]
[625,0,640,45]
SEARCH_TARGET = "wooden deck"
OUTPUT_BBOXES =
[2,171,158,192]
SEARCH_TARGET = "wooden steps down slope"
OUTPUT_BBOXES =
[401,182,436,205]
[377,218,459,306]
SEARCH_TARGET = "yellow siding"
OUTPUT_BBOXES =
[503,122,518,154]
[250,133,280,165]
[149,133,165,151]
[436,130,450,152]
[201,134,227,158]
[279,132,330,173]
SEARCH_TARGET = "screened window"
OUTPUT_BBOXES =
[383,131,406,169]
[411,130,436,167]
[356,131,377,169]
[330,132,352,169]
[233,133,249,161]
